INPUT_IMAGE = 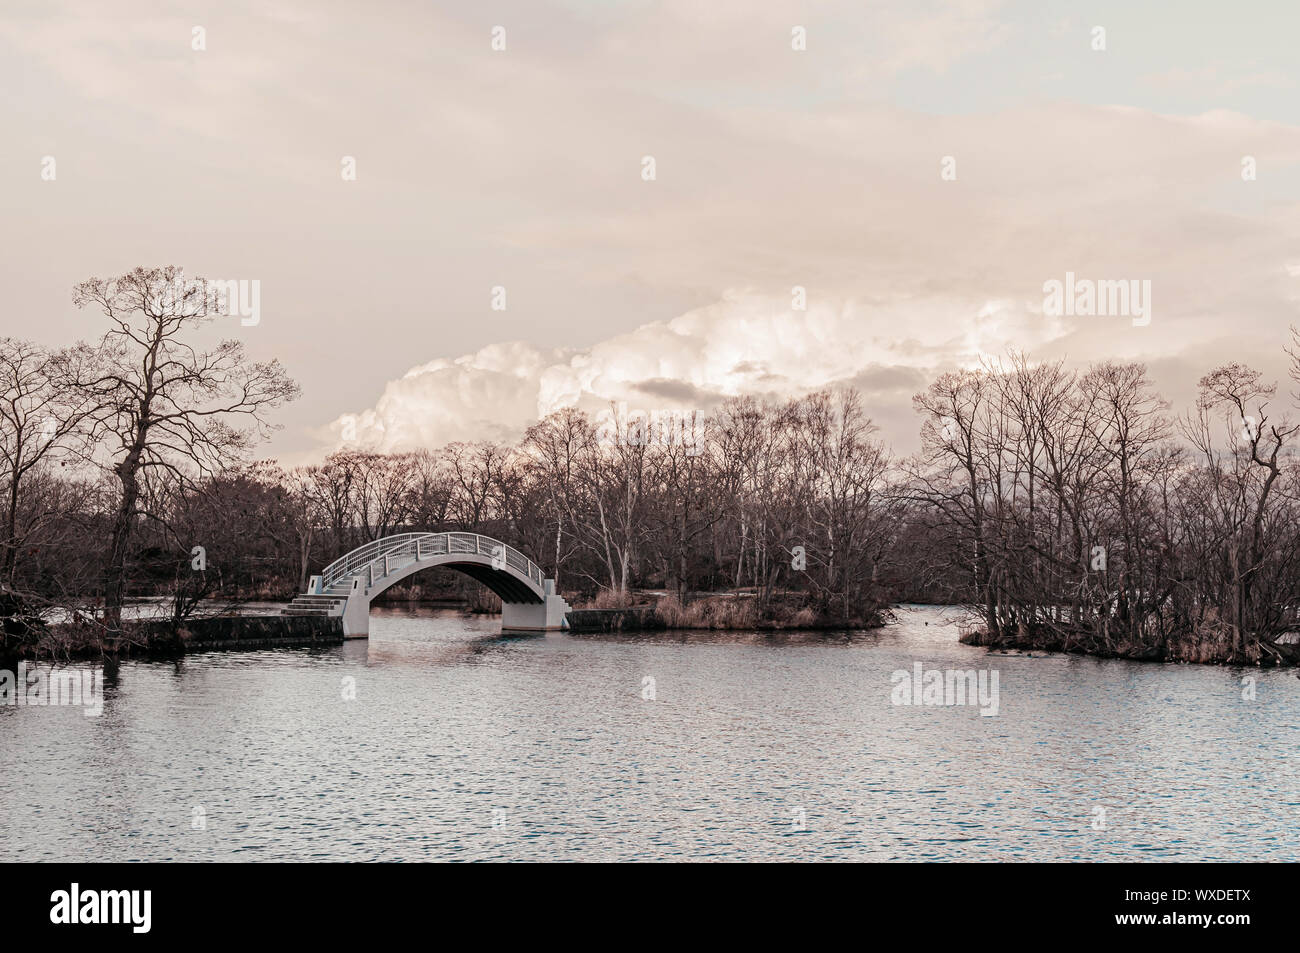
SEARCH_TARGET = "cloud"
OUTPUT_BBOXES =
[6,2,1300,466]
[326,340,567,450]
[323,288,1089,453]
[632,378,727,404]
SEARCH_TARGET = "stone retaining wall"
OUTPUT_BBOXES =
[129,614,344,654]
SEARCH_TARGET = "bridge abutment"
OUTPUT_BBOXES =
[502,584,571,633]
[341,579,370,639]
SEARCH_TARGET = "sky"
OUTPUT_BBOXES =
[1,0,1298,462]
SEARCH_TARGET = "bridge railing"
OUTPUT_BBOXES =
[318,532,544,592]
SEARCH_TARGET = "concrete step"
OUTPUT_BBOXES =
[285,592,347,618]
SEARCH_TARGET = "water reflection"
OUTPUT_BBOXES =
[0,605,1295,861]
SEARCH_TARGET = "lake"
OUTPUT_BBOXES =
[2,605,1295,861]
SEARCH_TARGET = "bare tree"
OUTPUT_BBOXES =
[70,267,298,631]
[0,339,97,583]
[523,408,589,587]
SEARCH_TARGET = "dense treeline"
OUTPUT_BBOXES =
[2,388,903,635]
[911,351,1300,664]
[0,269,903,639]
[3,268,1300,664]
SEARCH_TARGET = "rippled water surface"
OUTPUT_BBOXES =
[2,605,1296,861]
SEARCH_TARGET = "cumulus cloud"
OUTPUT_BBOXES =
[323,289,1083,452]
[314,89,1300,457]
[330,341,567,450]
[7,1,1300,464]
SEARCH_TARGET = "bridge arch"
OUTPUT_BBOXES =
[284,532,570,637]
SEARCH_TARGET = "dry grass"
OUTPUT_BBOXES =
[654,593,760,629]
[790,607,817,627]
[584,588,639,610]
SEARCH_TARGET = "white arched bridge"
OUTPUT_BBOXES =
[283,532,571,638]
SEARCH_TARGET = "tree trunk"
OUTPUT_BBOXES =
[2,475,19,582]
[104,453,142,633]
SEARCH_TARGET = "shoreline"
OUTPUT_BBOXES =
[6,602,1297,668]
[564,603,888,635]
[959,625,1300,668]
[1,614,343,665]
